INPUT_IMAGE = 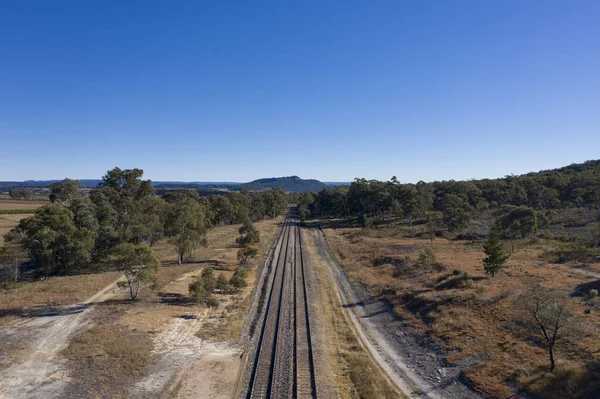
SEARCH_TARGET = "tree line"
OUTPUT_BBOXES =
[2,168,287,279]
[298,160,600,235]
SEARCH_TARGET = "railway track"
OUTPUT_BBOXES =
[247,214,318,399]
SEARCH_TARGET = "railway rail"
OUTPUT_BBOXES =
[247,214,318,399]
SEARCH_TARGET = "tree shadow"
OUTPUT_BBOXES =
[571,279,600,297]
[157,292,194,307]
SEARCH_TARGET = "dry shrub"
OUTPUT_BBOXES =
[517,360,600,399]
[432,308,470,336]
[435,271,471,290]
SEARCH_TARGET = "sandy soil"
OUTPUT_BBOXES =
[0,278,122,399]
[133,308,243,399]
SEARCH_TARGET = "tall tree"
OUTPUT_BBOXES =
[236,219,260,247]
[6,205,93,275]
[49,178,81,207]
[111,243,160,300]
[441,194,472,232]
[164,199,208,264]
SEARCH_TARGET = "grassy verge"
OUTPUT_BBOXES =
[304,229,404,398]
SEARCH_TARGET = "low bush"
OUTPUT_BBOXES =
[435,271,471,290]
[417,248,437,270]
[229,268,248,292]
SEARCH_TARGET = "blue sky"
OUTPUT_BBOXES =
[1,1,599,183]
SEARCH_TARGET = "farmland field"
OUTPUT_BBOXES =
[0,200,47,245]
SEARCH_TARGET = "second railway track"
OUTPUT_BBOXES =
[247,214,318,399]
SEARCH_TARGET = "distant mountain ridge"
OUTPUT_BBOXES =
[243,176,327,192]
[0,176,329,193]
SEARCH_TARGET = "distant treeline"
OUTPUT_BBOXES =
[293,160,600,236]
[3,168,287,276]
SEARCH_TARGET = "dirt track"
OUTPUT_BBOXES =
[0,278,122,399]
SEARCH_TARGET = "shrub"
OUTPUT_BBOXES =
[206,296,220,308]
[417,248,437,270]
[216,273,229,293]
[229,268,249,292]
[357,214,373,228]
[589,289,598,299]
[436,271,470,290]
[201,268,216,292]
[189,277,208,302]
[236,220,260,247]
[234,268,248,279]
[189,274,219,307]
[229,275,248,292]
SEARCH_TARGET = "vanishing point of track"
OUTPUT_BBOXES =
[247,214,318,398]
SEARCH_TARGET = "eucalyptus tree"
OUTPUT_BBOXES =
[164,199,209,264]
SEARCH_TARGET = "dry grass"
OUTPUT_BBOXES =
[0,214,30,245]
[516,360,600,399]
[0,199,49,210]
[0,272,120,318]
[62,303,155,398]
[304,229,404,399]
[321,221,600,398]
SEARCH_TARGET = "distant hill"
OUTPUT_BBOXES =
[0,176,327,193]
[241,176,327,192]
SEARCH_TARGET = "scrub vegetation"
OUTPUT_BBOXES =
[296,159,600,398]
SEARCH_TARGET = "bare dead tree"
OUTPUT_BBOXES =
[515,284,584,371]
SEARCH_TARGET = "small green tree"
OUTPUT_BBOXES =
[165,199,208,264]
[425,213,441,243]
[216,273,229,293]
[236,220,260,247]
[237,246,259,267]
[189,277,208,302]
[482,228,510,277]
[441,194,472,232]
[111,243,161,300]
[229,268,248,292]
[189,275,219,307]
[201,268,216,292]
[417,247,437,270]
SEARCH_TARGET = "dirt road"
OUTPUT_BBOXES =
[0,278,122,399]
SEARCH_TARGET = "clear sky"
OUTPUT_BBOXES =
[1,1,599,183]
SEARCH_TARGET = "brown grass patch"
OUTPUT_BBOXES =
[0,200,48,211]
[62,303,154,398]
[0,272,120,316]
[321,220,600,398]
[304,229,404,398]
